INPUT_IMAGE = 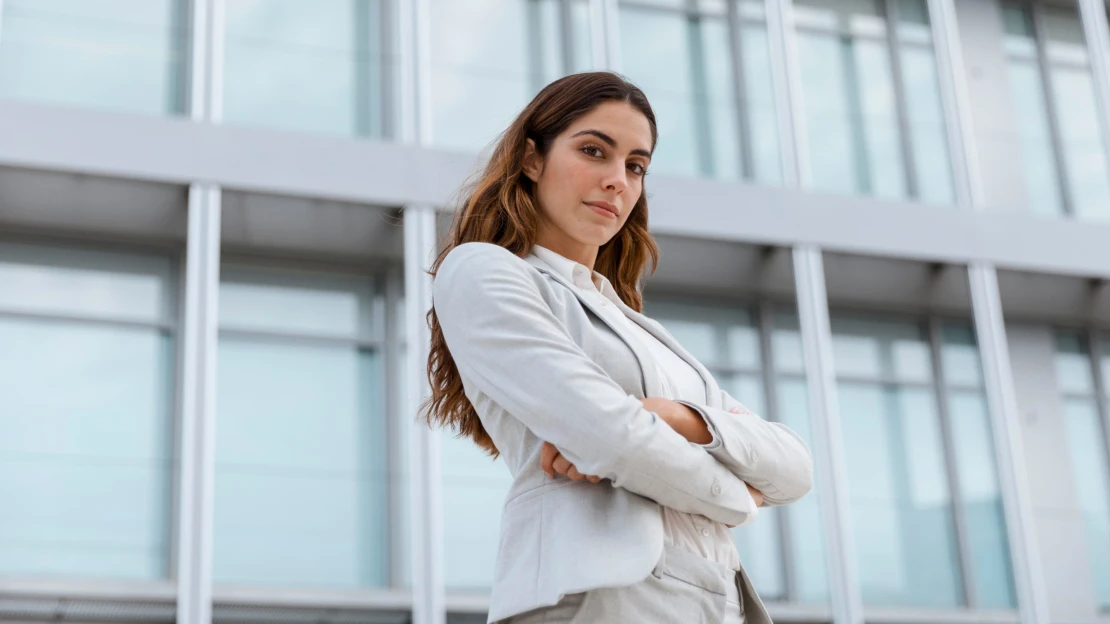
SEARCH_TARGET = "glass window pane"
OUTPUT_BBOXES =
[839,382,962,607]
[1062,398,1110,607]
[900,46,955,204]
[1006,59,1066,216]
[1101,337,1110,395]
[222,0,386,138]
[646,299,758,370]
[442,434,511,590]
[831,316,931,383]
[0,241,174,323]
[772,311,806,374]
[1055,331,1095,395]
[214,339,388,587]
[219,267,379,339]
[948,391,1016,608]
[0,0,187,115]
[776,377,831,604]
[620,4,781,184]
[0,317,173,579]
[431,0,588,151]
[941,322,983,387]
[1048,66,1110,221]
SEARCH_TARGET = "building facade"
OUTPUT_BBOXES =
[0,1,1109,624]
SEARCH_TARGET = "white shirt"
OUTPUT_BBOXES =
[528,245,757,571]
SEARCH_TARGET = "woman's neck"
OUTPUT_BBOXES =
[534,234,598,272]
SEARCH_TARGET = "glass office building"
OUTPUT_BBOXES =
[0,0,1109,623]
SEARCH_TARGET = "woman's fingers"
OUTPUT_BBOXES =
[540,441,559,478]
[730,407,741,414]
[539,441,602,482]
[552,453,573,477]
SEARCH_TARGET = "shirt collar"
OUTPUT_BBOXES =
[528,245,621,304]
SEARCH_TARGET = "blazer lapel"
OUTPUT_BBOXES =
[614,301,723,410]
[525,255,662,398]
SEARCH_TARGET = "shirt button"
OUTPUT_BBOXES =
[711,481,722,496]
[701,528,710,537]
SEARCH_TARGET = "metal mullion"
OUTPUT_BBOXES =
[792,246,863,624]
[758,301,797,603]
[384,266,408,589]
[929,318,978,609]
[590,0,621,70]
[404,204,442,624]
[967,263,1050,624]
[686,1,716,177]
[1030,2,1076,216]
[727,0,757,181]
[765,0,810,187]
[559,0,576,75]
[833,373,935,389]
[526,0,547,94]
[1076,0,1110,197]
[882,0,921,200]
[704,363,765,377]
[1086,330,1110,510]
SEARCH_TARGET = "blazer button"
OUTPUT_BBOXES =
[711,480,722,496]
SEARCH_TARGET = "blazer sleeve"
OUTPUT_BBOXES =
[676,391,814,507]
[433,243,757,527]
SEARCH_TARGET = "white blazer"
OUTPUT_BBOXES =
[433,242,814,623]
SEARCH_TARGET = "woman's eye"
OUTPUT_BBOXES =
[581,145,603,157]
[629,163,646,176]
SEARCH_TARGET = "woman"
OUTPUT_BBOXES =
[423,72,813,624]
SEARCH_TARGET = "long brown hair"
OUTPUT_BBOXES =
[421,71,660,456]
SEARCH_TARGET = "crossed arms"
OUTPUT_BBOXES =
[434,243,814,527]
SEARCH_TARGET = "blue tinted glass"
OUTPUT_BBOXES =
[222,0,386,137]
[646,300,758,370]
[838,382,962,607]
[1062,397,1110,607]
[948,391,1016,608]
[0,0,186,115]
[1005,59,1065,216]
[214,340,388,587]
[1048,67,1110,221]
[431,0,587,151]
[0,317,173,579]
[620,6,780,184]
[776,377,831,604]
[900,46,955,204]
[442,434,511,589]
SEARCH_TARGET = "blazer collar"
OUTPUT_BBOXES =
[524,253,719,406]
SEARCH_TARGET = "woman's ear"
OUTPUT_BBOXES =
[522,138,543,183]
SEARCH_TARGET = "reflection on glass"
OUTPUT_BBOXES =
[830,317,931,383]
[0,0,187,115]
[0,244,175,580]
[430,0,591,151]
[620,1,782,184]
[1062,398,1110,607]
[947,390,1015,608]
[777,376,830,604]
[442,434,511,589]
[1002,4,1110,220]
[795,0,952,202]
[838,382,962,607]
[222,0,386,137]
[214,271,389,588]
[1055,331,1110,607]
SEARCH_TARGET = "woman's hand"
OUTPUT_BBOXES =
[541,441,602,483]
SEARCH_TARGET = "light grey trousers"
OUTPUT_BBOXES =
[503,545,746,624]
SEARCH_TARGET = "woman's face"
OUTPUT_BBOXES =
[523,100,653,261]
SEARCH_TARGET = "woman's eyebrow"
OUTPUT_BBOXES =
[569,129,652,159]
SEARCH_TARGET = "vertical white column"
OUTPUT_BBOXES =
[177,2,224,623]
[397,0,443,621]
[764,0,810,188]
[404,204,444,624]
[792,246,864,624]
[927,0,985,208]
[1078,0,1110,186]
[589,0,621,71]
[929,0,1049,621]
[0,0,7,48]
[968,264,1050,624]
[177,184,222,624]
